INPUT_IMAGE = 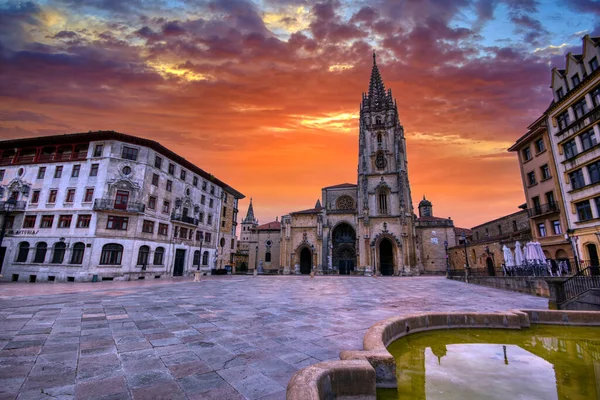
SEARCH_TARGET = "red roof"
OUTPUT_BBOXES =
[257,221,281,230]
[454,227,472,236]
[323,183,357,189]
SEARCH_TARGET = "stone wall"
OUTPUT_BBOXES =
[449,276,550,297]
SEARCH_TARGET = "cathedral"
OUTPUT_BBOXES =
[237,54,458,276]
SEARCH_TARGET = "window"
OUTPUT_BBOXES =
[193,176,198,187]
[202,251,209,265]
[231,239,235,249]
[16,242,29,262]
[155,155,163,169]
[498,224,502,235]
[31,190,40,204]
[201,195,206,205]
[162,201,170,214]
[512,220,518,232]
[93,144,103,157]
[571,74,580,88]
[534,138,545,153]
[76,214,91,228]
[577,200,596,224]
[48,189,57,203]
[4,216,14,229]
[180,227,188,239]
[541,164,551,180]
[199,212,204,223]
[33,242,47,263]
[207,215,212,225]
[100,243,123,265]
[196,231,203,241]
[570,169,585,190]
[65,189,76,203]
[557,111,570,130]
[51,242,66,264]
[576,200,593,221]
[193,250,201,266]
[37,167,46,179]
[152,173,159,186]
[70,242,85,264]
[546,191,556,207]
[90,164,99,177]
[180,170,186,180]
[166,180,172,192]
[202,181,207,191]
[54,166,63,178]
[142,220,154,233]
[121,146,138,161]
[106,216,128,230]
[221,220,225,228]
[148,196,156,210]
[58,215,72,228]
[522,147,532,161]
[209,199,214,208]
[40,215,54,228]
[377,134,382,144]
[265,252,271,262]
[592,85,600,107]
[137,246,149,266]
[552,220,562,235]
[205,232,211,243]
[591,57,599,72]
[0,169,4,181]
[378,190,388,214]
[168,163,175,175]
[527,171,536,186]
[84,188,94,202]
[158,223,168,236]
[23,215,36,228]
[563,139,578,159]
[556,87,564,100]
[114,190,129,210]
[573,98,589,119]
[537,223,546,237]
[589,161,600,184]
[173,226,178,238]
[375,151,386,170]
[122,166,131,176]
[580,130,597,151]
[72,165,80,177]
[154,247,165,265]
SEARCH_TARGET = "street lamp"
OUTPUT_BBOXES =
[0,198,17,252]
[255,245,258,272]
[462,233,470,281]
[444,240,449,277]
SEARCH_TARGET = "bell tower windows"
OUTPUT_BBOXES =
[375,151,386,170]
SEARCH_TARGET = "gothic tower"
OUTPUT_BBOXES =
[357,53,420,275]
[238,198,258,255]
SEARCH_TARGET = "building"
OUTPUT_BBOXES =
[415,196,457,274]
[0,131,244,282]
[545,34,600,269]
[278,54,426,276]
[215,187,241,271]
[508,115,573,265]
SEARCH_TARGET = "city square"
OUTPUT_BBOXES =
[0,276,547,400]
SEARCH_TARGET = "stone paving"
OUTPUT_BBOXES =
[0,276,548,400]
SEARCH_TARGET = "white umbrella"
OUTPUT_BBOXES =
[502,245,515,275]
[534,242,547,263]
[525,242,538,263]
[514,241,524,266]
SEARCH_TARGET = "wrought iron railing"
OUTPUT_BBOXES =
[93,198,145,213]
[0,200,26,212]
[560,266,600,303]
[171,213,199,225]
[527,202,559,217]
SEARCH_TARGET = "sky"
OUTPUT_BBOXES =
[0,0,598,229]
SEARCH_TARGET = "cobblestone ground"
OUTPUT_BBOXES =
[0,276,547,400]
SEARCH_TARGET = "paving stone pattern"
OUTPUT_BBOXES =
[0,276,547,400]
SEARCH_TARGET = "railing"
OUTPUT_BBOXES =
[171,213,199,225]
[556,106,600,141]
[561,266,600,303]
[93,198,145,213]
[527,202,560,217]
[0,200,26,212]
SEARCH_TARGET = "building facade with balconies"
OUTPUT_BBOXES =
[0,131,244,282]
[546,35,600,268]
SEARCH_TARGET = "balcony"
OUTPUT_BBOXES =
[171,213,199,226]
[527,202,560,218]
[556,106,600,141]
[93,198,145,213]
[0,200,26,212]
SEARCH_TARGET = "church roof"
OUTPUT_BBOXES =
[417,216,449,222]
[243,198,258,224]
[257,221,281,230]
[454,227,473,237]
[419,196,432,207]
[290,206,323,215]
[362,52,395,111]
[323,183,357,189]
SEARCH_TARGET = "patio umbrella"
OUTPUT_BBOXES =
[502,245,515,275]
[534,242,547,263]
[514,241,524,267]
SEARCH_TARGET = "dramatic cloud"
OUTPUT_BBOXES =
[0,0,593,227]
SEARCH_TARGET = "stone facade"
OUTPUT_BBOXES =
[0,131,244,282]
[215,188,240,270]
[415,197,456,274]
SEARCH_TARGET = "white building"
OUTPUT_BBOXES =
[0,131,244,282]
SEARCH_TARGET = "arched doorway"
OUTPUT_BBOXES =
[332,223,357,275]
[379,238,394,276]
[486,257,495,276]
[300,248,312,274]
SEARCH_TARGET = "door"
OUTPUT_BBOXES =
[114,190,129,210]
[0,246,5,274]
[587,244,599,275]
[379,239,394,276]
[486,257,495,276]
[300,248,311,274]
[173,249,186,276]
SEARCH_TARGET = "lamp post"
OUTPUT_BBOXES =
[444,240,449,277]
[0,198,17,252]
[462,233,470,282]
[566,229,580,273]
[255,245,258,271]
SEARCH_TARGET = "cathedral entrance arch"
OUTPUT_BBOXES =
[300,248,312,274]
[379,238,394,276]
[332,223,357,275]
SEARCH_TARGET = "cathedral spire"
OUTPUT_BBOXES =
[243,198,257,224]
[364,51,394,112]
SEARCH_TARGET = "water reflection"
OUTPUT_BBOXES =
[379,325,600,400]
